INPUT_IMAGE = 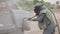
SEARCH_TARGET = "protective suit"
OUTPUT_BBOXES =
[38,7,56,34]
[29,4,56,34]
[0,0,30,34]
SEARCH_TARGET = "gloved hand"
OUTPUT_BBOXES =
[28,18,31,20]
[40,28,43,30]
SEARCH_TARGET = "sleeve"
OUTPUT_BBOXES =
[44,15,51,25]
[32,13,46,23]
[38,13,51,25]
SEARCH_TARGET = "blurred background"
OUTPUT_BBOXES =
[16,0,60,10]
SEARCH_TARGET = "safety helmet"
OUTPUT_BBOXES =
[34,3,43,15]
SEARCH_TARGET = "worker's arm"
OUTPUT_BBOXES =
[32,13,46,22]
